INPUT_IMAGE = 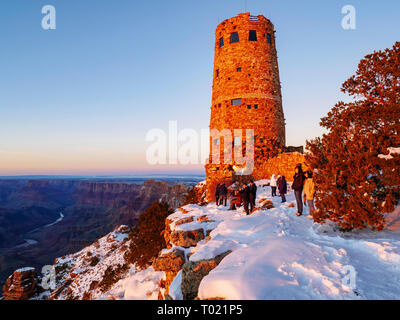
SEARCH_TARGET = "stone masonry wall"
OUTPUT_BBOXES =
[205,12,288,200]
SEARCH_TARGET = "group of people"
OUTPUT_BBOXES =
[269,164,316,217]
[215,181,257,215]
[214,164,316,218]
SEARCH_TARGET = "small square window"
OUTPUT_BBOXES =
[247,105,251,109]
[231,98,242,106]
[254,104,258,109]
[249,30,257,41]
[267,33,272,44]
[230,32,239,43]
[236,67,242,72]
[219,37,224,47]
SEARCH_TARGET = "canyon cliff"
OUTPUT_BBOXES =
[0,178,196,289]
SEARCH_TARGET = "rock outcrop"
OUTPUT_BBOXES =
[181,251,231,300]
[170,229,205,248]
[154,199,232,300]
[153,249,186,299]
[2,268,38,300]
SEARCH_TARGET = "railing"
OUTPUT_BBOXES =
[249,15,259,21]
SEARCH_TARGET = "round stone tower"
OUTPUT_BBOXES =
[205,12,286,200]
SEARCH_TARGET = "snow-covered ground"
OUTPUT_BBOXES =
[35,225,164,300]
[166,181,400,300]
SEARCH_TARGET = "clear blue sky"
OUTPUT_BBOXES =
[0,0,399,175]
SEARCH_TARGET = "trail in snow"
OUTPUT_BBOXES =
[165,181,400,300]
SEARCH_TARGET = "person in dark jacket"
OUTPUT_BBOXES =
[239,184,250,215]
[220,183,228,206]
[248,181,257,212]
[292,165,306,216]
[278,176,287,203]
[276,175,282,196]
[215,183,221,206]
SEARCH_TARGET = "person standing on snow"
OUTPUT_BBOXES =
[303,171,316,218]
[215,183,221,206]
[249,181,257,212]
[270,174,277,197]
[220,183,228,206]
[239,183,251,215]
[278,176,287,203]
[292,165,306,216]
[276,175,282,196]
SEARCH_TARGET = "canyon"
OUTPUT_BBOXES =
[0,177,199,289]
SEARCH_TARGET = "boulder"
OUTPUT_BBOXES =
[2,267,38,300]
[260,199,274,209]
[170,229,205,248]
[154,249,186,300]
[153,249,186,273]
[181,251,231,300]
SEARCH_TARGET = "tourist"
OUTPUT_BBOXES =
[229,190,241,210]
[303,171,316,218]
[239,183,250,215]
[270,174,277,197]
[215,183,221,206]
[278,175,287,203]
[276,175,282,196]
[249,180,257,211]
[292,164,306,216]
[220,183,228,206]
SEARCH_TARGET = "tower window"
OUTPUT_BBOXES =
[237,67,242,72]
[219,37,224,47]
[249,30,257,41]
[254,104,258,109]
[230,32,239,43]
[231,98,241,106]
[267,33,272,44]
[216,69,219,77]
[247,105,251,109]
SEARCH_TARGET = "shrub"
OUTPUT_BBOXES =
[306,42,400,231]
[99,264,128,293]
[125,201,174,269]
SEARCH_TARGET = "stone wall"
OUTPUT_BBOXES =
[209,12,285,145]
[205,152,307,200]
[252,152,308,181]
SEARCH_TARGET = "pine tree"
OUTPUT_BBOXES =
[306,42,400,231]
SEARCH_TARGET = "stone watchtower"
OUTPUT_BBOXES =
[205,13,286,201]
